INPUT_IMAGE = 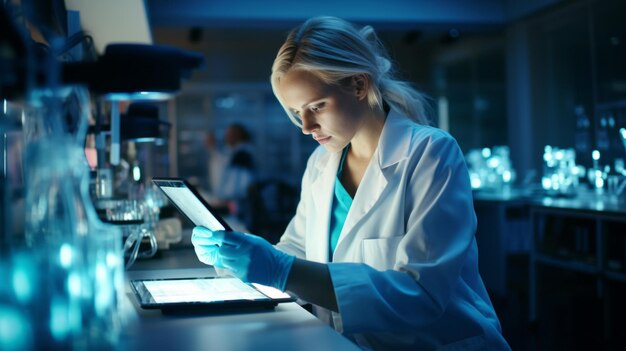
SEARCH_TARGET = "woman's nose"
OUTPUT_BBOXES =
[300,111,318,135]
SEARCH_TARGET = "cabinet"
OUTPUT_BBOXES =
[529,200,626,347]
[474,192,530,297]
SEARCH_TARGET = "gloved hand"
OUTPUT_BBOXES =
[191,226,223,267]
[194,228,295,291]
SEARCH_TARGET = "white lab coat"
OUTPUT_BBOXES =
[208,144,255,200]
[276,109,511,350]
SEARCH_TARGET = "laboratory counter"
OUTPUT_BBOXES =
[472,188,626,297]
[472,187,626,215]
[472,187,626,345]
[120,242,360,351]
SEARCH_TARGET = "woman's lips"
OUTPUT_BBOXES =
[314,136,331,144]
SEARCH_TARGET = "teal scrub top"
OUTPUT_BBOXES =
[329,146,353,259]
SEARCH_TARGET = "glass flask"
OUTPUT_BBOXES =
[21,86,124,350]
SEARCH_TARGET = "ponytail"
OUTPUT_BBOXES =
[359,24,431,125]
[379,78,431,125]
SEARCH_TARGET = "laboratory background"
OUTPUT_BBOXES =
[1,0,625,350]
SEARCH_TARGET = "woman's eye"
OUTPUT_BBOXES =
[311,103,325,113]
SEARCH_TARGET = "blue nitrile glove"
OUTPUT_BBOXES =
[191,226,223,267]
[212,231,296,291]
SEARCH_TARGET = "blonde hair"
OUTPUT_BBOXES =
[271,16,431,127]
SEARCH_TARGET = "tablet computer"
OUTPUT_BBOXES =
[130,277,295,312]
[152,177,232,231]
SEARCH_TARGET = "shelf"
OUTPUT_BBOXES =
[534,254,599,275]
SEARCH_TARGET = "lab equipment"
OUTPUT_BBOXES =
[1,2,206,348]
[606,157,626,201]
[586,149,608,194]
[2,243,124,349]
[615,158,625,176]
[465,146,516,191]
[105,199,157,269]
[22,86,124,350]
[541,145,585,196]
[63,43,204,168]
[1,99,25,244]
[606,175,626,201]
[121,102,171,144]
[192,229,296,291]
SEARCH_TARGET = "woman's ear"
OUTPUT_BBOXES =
[352,74,369,100]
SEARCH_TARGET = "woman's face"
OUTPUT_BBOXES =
[276,69,369,153]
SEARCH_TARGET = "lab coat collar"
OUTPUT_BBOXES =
[308,108,415,262]
[307,110,412,262]
[377,108,412,169]
[312,108,412,173]
[310,149,341,262]
[333,109,413,255]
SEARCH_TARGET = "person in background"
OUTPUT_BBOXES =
[192,16,510,350]
[205,123,256,216]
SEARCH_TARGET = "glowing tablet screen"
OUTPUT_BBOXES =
[153,179,228,231]
[142,278,266,303]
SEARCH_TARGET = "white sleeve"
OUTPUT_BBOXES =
[208,149,228,195]
[220,168,253,200]
[329,134,477,333]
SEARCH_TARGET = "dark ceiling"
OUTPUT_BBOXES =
[145,0,513,31]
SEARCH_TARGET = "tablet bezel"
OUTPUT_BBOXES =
[130,277,296,311]
[152,177,233,231]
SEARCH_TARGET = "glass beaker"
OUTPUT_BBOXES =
[22,85,124,349]
[105,199,158,268]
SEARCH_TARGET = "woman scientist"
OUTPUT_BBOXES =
[191,16,511,350]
